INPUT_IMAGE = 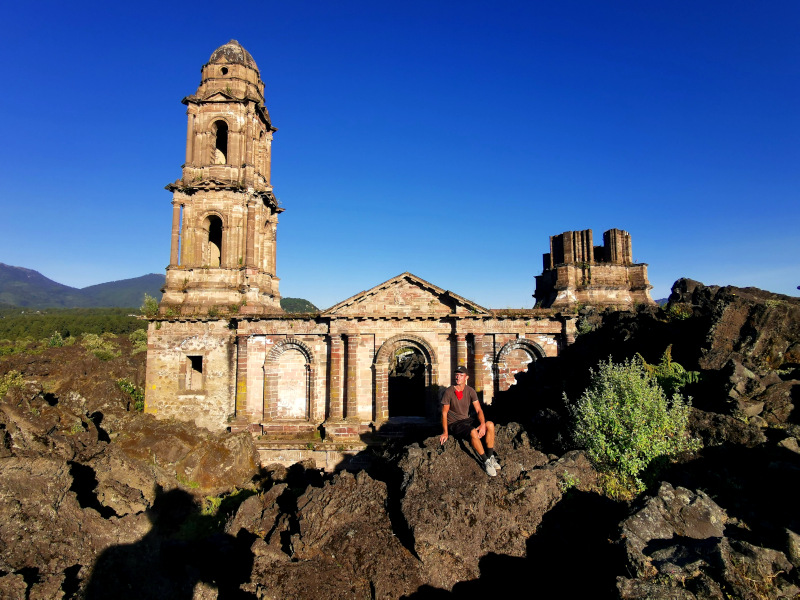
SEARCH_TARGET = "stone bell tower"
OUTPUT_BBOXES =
[160,40,282,315]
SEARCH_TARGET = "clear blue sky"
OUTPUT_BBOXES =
[1,1,797,309]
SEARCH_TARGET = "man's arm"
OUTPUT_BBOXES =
[472,400,487,438]
[440,404,450,445]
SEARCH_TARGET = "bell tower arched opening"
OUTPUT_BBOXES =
[213,120,228,164]
[203,215,223,267]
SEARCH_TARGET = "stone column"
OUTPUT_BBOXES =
[181,203,193,267]
[270,219,278,276]
[235,335,248,417]
[328,335,344,419]
[472,334,484,393]
[185,112,195,164]
[245,199,256,268]
[473,334,493,404]
[345,334,360,419]
[170,201,181,267]
[456,334,467,370]
[245,115,254,166]
[563,316,577,346]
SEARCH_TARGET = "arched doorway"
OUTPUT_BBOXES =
[374,335,438,423]
[263,338,315,422]
[388,347,426,417]
[493,339,546,423]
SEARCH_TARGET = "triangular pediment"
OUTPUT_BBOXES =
[202,91,236,102]
[322,272,490,317]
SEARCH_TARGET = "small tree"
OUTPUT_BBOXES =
[141,293,159,317]
[569,356,700,498]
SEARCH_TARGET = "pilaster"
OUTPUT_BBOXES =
[345,333,360,419]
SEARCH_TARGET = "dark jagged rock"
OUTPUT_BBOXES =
[618,482,800,599]
[2,280,799,597]
[669,279,800,426]
[397,427,597,590]
[689,408,766,448]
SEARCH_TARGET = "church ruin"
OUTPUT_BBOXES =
[144,41,655,468]
[534,228,655,309]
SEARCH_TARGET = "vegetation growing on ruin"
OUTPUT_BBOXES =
[140,293,159,317]
[569,356,701,498]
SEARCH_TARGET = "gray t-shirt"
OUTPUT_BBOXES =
[441,385,478,425]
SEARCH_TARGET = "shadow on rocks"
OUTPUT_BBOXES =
[657,438,800,552]
[402,490,627,599]
[85,487,256,599]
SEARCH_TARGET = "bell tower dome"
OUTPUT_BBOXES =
[161,40,282,315]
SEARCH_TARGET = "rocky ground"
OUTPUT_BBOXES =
[0,280,798,599]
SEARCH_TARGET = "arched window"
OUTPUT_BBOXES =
[203,215,223,267]
[213,120,228,164]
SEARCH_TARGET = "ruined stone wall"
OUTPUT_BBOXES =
[535,228,655,309]
[144,320,236,430]
[145,311,567,437]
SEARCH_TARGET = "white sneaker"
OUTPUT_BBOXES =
[483,460,497,477]
[488,456,501,471]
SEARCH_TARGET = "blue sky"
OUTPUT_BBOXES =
[1,1,797,309]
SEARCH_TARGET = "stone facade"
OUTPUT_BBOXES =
[534,228,656,309]
[145,42,649,468]
[146,272,571,440]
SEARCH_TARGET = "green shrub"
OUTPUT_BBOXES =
[569,356,700,498]
[0,370,25,398]
[117,377,144,411]
[666,303,693,321]
[128,328,148,355]
[81,333,121,361]
[141,293,159,317]
[576,317,594,336]
[637,345,701,396]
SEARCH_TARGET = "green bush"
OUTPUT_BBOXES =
[637,345,700,396]
[141,293,159,317]
[117,377,144,411]
[0,370,25,398]
[666,303,693,320]
[81,333,121,361]
[128,328,148,355]
[569,356,700,497]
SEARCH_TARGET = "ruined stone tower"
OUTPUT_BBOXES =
[534,228,655,309]
[160,40,282,315]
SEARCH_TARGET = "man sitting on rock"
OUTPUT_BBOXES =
[439,366,500,476]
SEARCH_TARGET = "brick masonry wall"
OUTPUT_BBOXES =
[145,320,235,430]
[146,313,566,431]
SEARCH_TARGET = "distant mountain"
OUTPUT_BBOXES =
[281,297,319,313]
[0,264,318,312]
[0,264,164,308]
[80,274,166,308]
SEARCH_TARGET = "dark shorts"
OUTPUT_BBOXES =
[449,417,478,439]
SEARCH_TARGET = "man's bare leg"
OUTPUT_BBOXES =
[469,428,485,455]
[485,421,495,451]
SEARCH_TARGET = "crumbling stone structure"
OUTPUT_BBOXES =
[145,42,645,468]
[160,40,281,315]
[534,228,655,309]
